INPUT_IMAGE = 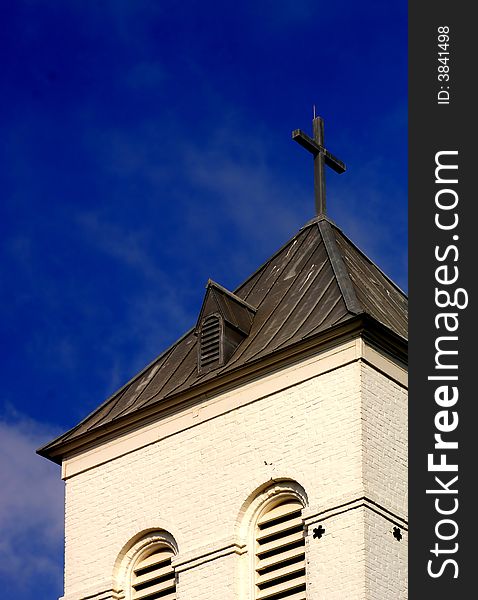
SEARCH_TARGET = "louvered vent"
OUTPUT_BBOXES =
[132,547,176,600]
[199,314,222,370]
[255,500,306,600]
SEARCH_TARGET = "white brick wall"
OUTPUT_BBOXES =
[307,506,366,599]
[60,341,407,600]
[361,361,408,599]
[361,362,408,518]
[365,508,408,599]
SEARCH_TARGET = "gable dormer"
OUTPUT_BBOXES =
[195,280,256,374]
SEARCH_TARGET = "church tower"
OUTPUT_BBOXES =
[39,117,408,600]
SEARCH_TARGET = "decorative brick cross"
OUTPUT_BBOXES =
[313,525,326,539]
[393,527,402,541]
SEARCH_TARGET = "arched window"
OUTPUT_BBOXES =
[131,544,176,600]
[254,498,306,600]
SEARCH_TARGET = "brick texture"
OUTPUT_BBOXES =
[60,350,407,600]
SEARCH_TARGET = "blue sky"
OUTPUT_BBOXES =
[0,1,407,598]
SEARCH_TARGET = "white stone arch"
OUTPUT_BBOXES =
[235,478,308,600]
[236,478,308,542]
[113,528,179,599]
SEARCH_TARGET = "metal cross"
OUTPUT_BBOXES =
[292,116,346,216]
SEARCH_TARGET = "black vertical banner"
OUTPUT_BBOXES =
[409,3,475,598]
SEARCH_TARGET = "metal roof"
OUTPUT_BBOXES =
[38,216,407,461]
[195,280,256,336]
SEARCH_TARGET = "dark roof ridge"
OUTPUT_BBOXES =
[205,279,258,313]
[38,215,408,462]
[328,221,408,299]
[299,213,336,230]
[233,216,336,298]
[302,215,407,300]
[317,219,363,315]
[195,278,257,339]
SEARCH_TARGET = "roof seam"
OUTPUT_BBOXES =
[274,273,339,348]
[39,216,408,460]
[236,224,314,300]
[243,226,313,309]
[331,223,408,298]
[220,227,318,369]
[303,292,345,338]
[247,251,329,359]
[133,341,198,412]
[112,342,192,421]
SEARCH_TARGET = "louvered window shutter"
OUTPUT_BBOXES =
[255,500,306,600]
[199,314,222,370]
[132,547,176,600]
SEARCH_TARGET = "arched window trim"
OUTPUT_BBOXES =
[239,480,308,600]
[115,530,178,600]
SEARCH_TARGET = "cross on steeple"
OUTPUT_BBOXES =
[292,115,346,216]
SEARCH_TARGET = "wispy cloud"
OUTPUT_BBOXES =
[76,211,196,385]
[0,410,64,594]
[175,124,308,265]
[189,148,303,242]
[175,118,407,293]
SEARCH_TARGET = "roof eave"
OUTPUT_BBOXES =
[37,314,407,465]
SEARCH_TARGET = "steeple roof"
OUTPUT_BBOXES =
[38,216,407,463]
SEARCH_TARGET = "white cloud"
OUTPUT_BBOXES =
[0,412,64,590]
